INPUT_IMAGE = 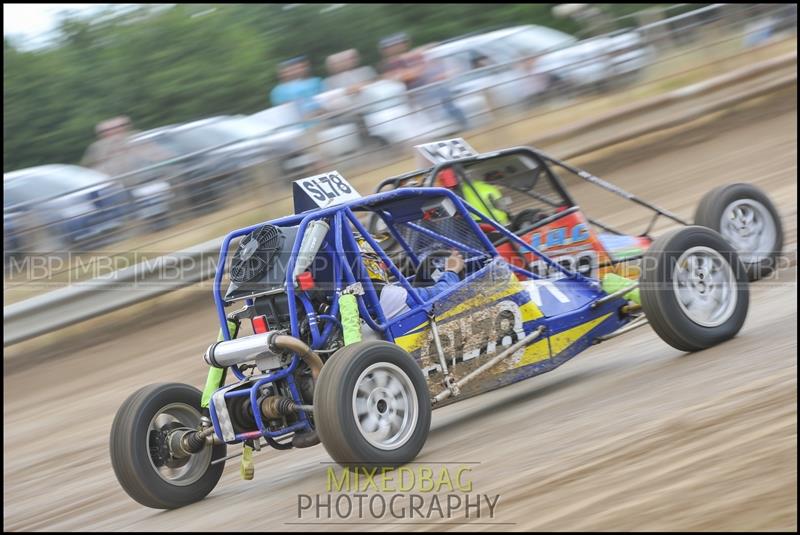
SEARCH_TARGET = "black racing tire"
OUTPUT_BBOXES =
[694,183,783,281]
[110,383,226,509]
[640,226,749,353]
[314,341,431,471]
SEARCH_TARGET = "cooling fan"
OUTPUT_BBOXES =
[230,225,282,284]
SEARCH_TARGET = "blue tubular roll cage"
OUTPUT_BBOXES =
[209,187,594,443]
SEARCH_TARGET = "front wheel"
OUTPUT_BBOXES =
[694,183,783,281]
[314,341,431,471]
[110,383,226,509]
[640,226,749,352]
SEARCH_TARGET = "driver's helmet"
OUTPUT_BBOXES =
[355,235,389,284]
[434,168,458,189]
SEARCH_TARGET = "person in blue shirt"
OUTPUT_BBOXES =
[379,250,465,319]
[270,56,324,121]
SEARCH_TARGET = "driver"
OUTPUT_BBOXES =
[376,249,465,319]
[435,168,511,226]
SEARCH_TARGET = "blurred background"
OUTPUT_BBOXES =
[4,3,796,279]
[3,4,796,532]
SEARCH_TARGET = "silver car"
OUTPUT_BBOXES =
[3,164,168,253]
[239,107,321,176]
[313,78,492,158]
[424,24,652,110]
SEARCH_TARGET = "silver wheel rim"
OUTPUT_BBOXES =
[147,402,211,486]
[352,362,418,451]
[719,199,776,264]
[673,246,738,327]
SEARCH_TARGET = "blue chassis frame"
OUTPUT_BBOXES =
[208,187,631,444]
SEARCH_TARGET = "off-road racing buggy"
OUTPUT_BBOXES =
[111,168,758,510]
[372,138,783,284]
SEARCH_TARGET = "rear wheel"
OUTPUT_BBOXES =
[640,226,749,352]
[110,383,226,509]
[314,341,431,471]
[694,183,783,281]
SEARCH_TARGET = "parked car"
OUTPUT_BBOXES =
[581,28,654,84]
[424,24,652,109]
[3,164,169,255]
[360,78,492,141]
[313,78,492,160]
[205,114,323,178]
[240,106,321,176]
[126,118,269,215]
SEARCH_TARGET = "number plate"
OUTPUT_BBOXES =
[414,138,478,165]
[293,171,361,211]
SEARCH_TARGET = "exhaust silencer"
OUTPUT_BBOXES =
[204,331,281,369]
[204,332,324,379]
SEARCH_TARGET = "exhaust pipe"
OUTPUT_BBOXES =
[205,331,277,368]
[205,332,323,380]
[270,334,323,381]
[205,333,324,450]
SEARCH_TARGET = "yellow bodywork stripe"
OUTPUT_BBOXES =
[437,286,543,323]
[518,301,543,322]
[394,275,544,354]
[395,325,429,353]
[513,312,612,368]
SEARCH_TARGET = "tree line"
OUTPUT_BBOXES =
[4,3,666,172]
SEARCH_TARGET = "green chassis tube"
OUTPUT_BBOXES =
[601,273,641,305]
[340,293,362,346]
[201,319,239,408]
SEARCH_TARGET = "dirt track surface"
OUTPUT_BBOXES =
[3,93,797,531]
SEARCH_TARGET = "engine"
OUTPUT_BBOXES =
[209,223,341,446]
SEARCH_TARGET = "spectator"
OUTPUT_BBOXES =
[415,48,470,131]
[82,116,175,198]
[378,32,426,90]
[380,34,469,131]
[81,116,139,179]
[322,49,377,144]
[323,49,377,95]
[270,56,324,122]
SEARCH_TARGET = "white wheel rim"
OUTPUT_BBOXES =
[352,362,419,451]
[146,402,212,486]
[719,199,776,264]
[672,246,738,327]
